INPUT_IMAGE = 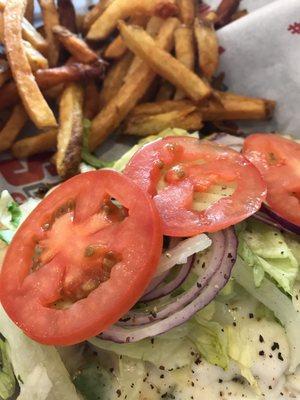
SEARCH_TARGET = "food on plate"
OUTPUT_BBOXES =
[56,83,84,178]
[12,128,58,159]
[57,0,77,33]
[83,81,99,120]
[22,40,49,71]
[3,0,57,128]
[215,0,241,27]
[82,0,111,31]
[0,104,27,153]
[0,60,11,88]
[177,0,195,26]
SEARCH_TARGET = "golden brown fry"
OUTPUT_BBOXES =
[216,0,240,28]
[12,129,58,158]
[177,0,195,25]
[56,83,84,178]
[25,0,34,23]
[57,0,77,33]
[90,17,180,150]
[204,11,218,24]
[0,60,11,88]
[231,9,248,22]
[124,109,202,136]
[200,91,276,121]
[44,84,64,99]
[119,22,211,103]
[83,0,113,31]
[99,52,133,108]
[130,99,193,116]
[53,25,98,63]
[156,80,174,101]
[87,0,178,40]
[4,0,57,128]
[38,0,61,66]
[23,40,49,71]
[174,25,194,99]
[84,81,99,119]
[0,104,27,153]
[194,18,219,80]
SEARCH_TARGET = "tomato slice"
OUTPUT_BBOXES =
[0,170,162,345]
[124,136,266,236]
[243,134,300,226]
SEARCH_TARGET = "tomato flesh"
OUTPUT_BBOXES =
[125,136,267,236]
[0,170,162,345]
[243,133,300,226]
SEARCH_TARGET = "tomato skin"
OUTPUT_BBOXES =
[0,170,162,345]
[243,133,300,226]
[125,136,267,237]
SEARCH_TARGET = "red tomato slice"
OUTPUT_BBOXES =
[124,136,267,236]
[0,170,162,345]
[243,133,300,226]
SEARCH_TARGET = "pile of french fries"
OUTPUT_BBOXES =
[0,0,275,179]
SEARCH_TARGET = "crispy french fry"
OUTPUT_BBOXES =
[156,80,174,101]
[125,16,164,82]
[231,9,248,22]
[204,11,218,24]
[119,22,211,103]
[200,91,276,121]
[83,0,113,31]
[76,13,85,34]
[174,25,194,99]
[215,0,240,28]
[25,0,34,23]
[194,18,219,80]
[56,83,84,178]
[23,40,49,71]
[4,0,57,128]
[124,109,202,136]
[57,0,77,33]
[12,129,58,158]
[44,84,64,99]
[0,104,27,153]
[0,60,11,87]
[53,25,98,63]
[84,81,99,119]
[177,0,195,26]
[90,17,180,150]
[104,15,148,59]
[38,0,61,66]
[99,52,133,108]
[130,99,193,116]
[87,0,178,41]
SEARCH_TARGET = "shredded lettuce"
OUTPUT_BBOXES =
[238,219,299,294]
[0,340,16,400]
[0,306,81,400]
[117,356,146,400]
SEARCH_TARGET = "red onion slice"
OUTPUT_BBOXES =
[119,230,226,326]
[141,256,193,302]
[210,133,244,152]
[101,228,237,342]
[261,204,300,235]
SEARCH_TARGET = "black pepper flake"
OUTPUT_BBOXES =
[249,313,254,319]
[220,391,223,397]
[109,367,114,373]
[233,322,237,327]
[131,383,135,388]
[143,377,147,382]
[191,382,195,387]
[271,342,279,351]
[259,350,265,356]
[278,352,284,361]
[151,338,155,344]
[191,351,195,356]
[268,386,272,390]
[259,335,264,343]
[150,384,154,390]
[160,374,165,379]
[116,389,121,398]
[197,282,202,288]
[269,354,273,358]
[218,379,223,383]
[195,357,201,365]
[159,366,165,370]
[150,311,157,319]
[227,253,232,259]
[202,262,206,269]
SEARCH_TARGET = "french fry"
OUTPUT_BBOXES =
[130,99,193,116]
[87,0,178,41]
[83,0,113,31]
[4,0,57,128]
[84,81,99,119]
[12,129,58,158]
[174,25,195,99]
[53,25,98,63]
[23,40,49,71]
[200,91,276,121]
[124,109,202,136]
[0,104,27,153]
[177,0,195,26]
[90,17,180,150]
[215,0,241,28]
[156,80,174,101]
[194,18,219,80]
[56,83,84,178]
[57,0,77,33]
[44,84,64,99]
[25,0,34,23]
[99,52,133,108]
[204,11,218,24]
[104,15,148,60]
[0,60,11,87]
[119,22,211,103]
[38,0,61,66]
[231,9,248,22]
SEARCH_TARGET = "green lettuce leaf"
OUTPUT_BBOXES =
[0,340,16,400]
[238,219,299,294]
